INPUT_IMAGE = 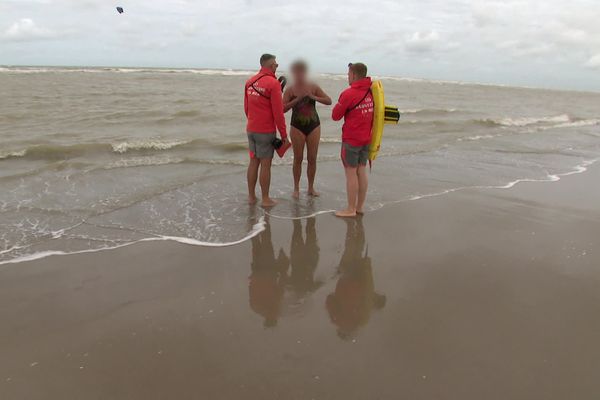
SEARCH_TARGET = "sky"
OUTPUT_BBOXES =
[1,0,599,91]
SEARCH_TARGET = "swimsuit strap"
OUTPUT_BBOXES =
[346,89,372,114]
[248,75,270,99]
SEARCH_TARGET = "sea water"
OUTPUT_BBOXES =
[1,66,599,264]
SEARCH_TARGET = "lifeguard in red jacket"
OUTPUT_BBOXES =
[331,63,374,217]
[244,54,289,207]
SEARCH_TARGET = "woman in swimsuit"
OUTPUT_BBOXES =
[283,60,332,199]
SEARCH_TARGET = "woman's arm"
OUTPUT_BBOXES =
[283,87,303,113]
[309,84,332,106]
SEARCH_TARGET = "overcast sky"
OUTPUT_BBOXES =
[1,0,599,91]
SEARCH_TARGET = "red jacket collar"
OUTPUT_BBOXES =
[258,67,276,77]
[350,77,372,89]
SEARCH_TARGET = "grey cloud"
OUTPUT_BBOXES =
[1,0,599,90]
[405,31,441,53]
[585,54,600,69]
[1,18,61,41]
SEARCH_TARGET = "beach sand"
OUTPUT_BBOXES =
[1,165,600,400]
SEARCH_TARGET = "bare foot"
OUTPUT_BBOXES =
[308,189,320,197]
[335,208,357,218]
[248,196,258,205]
[261,198,278,208]
[292,190,300,199]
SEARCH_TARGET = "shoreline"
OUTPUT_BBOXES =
[1,156,597,267]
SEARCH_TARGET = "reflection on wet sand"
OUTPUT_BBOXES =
[288,217,322,297]
[248,216,322,327]
[248,221,288,327]
[249,215,385,337]
[326,218,386,340]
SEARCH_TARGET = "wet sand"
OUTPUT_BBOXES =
[1,166,600,400]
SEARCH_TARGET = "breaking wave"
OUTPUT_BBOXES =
[111,139,190,153]
[0,66,255,76]
[480,114,571,127]
[0,139,251,162]
[399,108,457,115]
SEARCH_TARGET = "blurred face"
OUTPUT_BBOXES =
[292,66,307,83]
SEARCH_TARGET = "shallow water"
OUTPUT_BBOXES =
[1,66,599,264]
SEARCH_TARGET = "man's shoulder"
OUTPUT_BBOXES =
[262,74,278,86]
[248,73,277,87]
[339,86,356,99]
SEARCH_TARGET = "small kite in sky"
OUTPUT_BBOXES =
[116,7,124,14]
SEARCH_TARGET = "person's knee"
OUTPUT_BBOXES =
[345,166,358,176]
[307,154,317,165]
[293,155,304,166]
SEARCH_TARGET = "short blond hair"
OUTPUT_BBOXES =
[348,62,368,79]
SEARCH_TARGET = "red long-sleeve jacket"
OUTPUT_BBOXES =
[331,77,374,146]
[244,67,288,140]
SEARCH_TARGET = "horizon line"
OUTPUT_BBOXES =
[1,64,598,95]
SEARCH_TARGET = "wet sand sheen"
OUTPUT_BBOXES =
[1,165,600,399]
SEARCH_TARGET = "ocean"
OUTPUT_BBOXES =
[1,66,599,264]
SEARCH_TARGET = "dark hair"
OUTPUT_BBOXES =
[290,59,308,73]
[260,53,276,67]
[348,62,368,79]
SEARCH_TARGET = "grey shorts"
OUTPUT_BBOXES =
[341,142,369,167]
[247,132,276,159]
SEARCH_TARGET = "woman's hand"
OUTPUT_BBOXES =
[310,84,332,105]
[295,87,310,99]
[283,87,304,112]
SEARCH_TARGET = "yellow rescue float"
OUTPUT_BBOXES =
[369,80,400,162]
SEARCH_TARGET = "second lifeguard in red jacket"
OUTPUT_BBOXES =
[244,54,289,207]
[331,63,374,217]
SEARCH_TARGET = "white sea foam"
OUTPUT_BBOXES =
[111,139,190,153]
[399,108,457,114]
[494,114,571,127]
[457,134,496,142]
[408,187,465,201]
[0,67,52,74]
[0,217,266,266]
[0,245,26,256]
[537,118,600,131]
[265,209,335,220]
[383,159,598,207]
[105,156,186,169]
[0,150,27,159]
[186,69,254,76]
[0,66,255,76]
[320,137,343,144]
